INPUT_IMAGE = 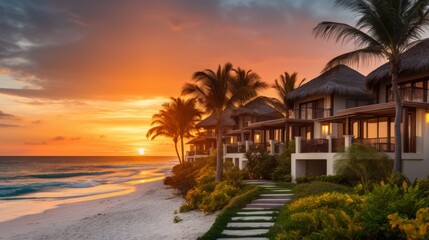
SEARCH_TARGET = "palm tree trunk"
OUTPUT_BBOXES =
[391,60,403,173]
[215,122,224,182]
[180,135,185,163]
[285,105,290,146]
[174,140,182,164]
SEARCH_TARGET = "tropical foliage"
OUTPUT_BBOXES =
[314,0,429,173]
[272,180,429,240]
[269,72,305,116]
[182,63,266,181]
[334,143,393,190]
[146,97,201,164]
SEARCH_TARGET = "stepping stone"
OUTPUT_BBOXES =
[222,229,269,236]
[253,199,289,204]
[242,207,269,210]
[246,203,284,209]
[227,222,275,228]
[257,185,277,188]
[254,198,290,202]
[236,211,276,215]
[271,189,292,192]
[260,193,293,197]
[231,216,273,221]
[218,238,269,240]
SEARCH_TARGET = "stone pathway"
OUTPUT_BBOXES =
[217,180,292,240]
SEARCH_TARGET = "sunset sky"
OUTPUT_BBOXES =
[0,0,384,156]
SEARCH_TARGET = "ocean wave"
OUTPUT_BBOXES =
[0,180,101,198]
[28,171,115,179]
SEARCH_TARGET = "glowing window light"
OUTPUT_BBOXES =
[322,124,330,136]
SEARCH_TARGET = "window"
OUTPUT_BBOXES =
[321,123,330,137]
[299,99,326,119]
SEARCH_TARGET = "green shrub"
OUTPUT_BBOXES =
[199,185,260,239]
[245,151,278,179]
[295,175,349,185]
[223,168,245,188]
[293,181,352,199]
[388,207,429,240]
[334,143,393,190]
[277,140,295,173]
[272,168,291,182]
[272,192,364,239]
[199,181,239,214]
[359,182,429,239]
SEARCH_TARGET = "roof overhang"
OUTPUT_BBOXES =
[242,118,313,130]
[318,101,429,122]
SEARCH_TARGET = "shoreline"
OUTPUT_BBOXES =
[0,180,218,240]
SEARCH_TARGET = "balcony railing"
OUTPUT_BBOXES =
[224,140,284,155]
[332,138,345,152]
[353,137,395,152]
[198,131,217,138]
[249,143,269,152]
[226,145,246,154]
[295,108,331,120]
[301,139,329,153]
[188,149,210,156]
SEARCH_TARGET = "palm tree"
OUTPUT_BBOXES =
[183,63,265,181]
[147,102,182,164]
[313,0,429,173]
[230,67,268,107]
[270,72,305,117]
[173,97,203,163]
[147,97,201,164]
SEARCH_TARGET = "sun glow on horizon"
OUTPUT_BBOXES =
[137,148,145,155]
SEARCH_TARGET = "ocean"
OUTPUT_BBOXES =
[0,156,176,222]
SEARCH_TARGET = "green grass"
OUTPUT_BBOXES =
[198,185,261,240]
[292,181,352,199]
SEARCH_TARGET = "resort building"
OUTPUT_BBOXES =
[185,98,282,162]
[187,39,429,182]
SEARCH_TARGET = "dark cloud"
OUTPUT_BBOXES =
[24,135,81,145]
[0,123,19,127]
[0,110,19,120]
[52,136,65,141]
[0,0,352,100]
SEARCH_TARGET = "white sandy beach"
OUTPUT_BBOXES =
[0,180,217,240]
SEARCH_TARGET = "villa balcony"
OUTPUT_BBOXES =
[353,137,395,152]
[295,135,395,154]
[294,107,332,120]
[223,140,284,155]
[198,131,217,138]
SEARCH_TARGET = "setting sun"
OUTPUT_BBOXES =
[137,148,145,155]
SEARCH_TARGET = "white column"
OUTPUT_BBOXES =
[326,135,332,153]
[344,135,353,149]
[279,143,285,154]
[295,136,302,153]
[245,140,251,152]
[223,144,227,154]
[269,140,275,155]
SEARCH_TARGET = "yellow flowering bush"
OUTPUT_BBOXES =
[276,192,364,239]
[388,207,429,240]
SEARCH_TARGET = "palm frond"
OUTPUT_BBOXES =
[323,47,384,72]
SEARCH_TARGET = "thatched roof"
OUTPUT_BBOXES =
[286,65,368,102]
[366,39,429,90]
[196,107,236,128]
[231,98,282,118]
